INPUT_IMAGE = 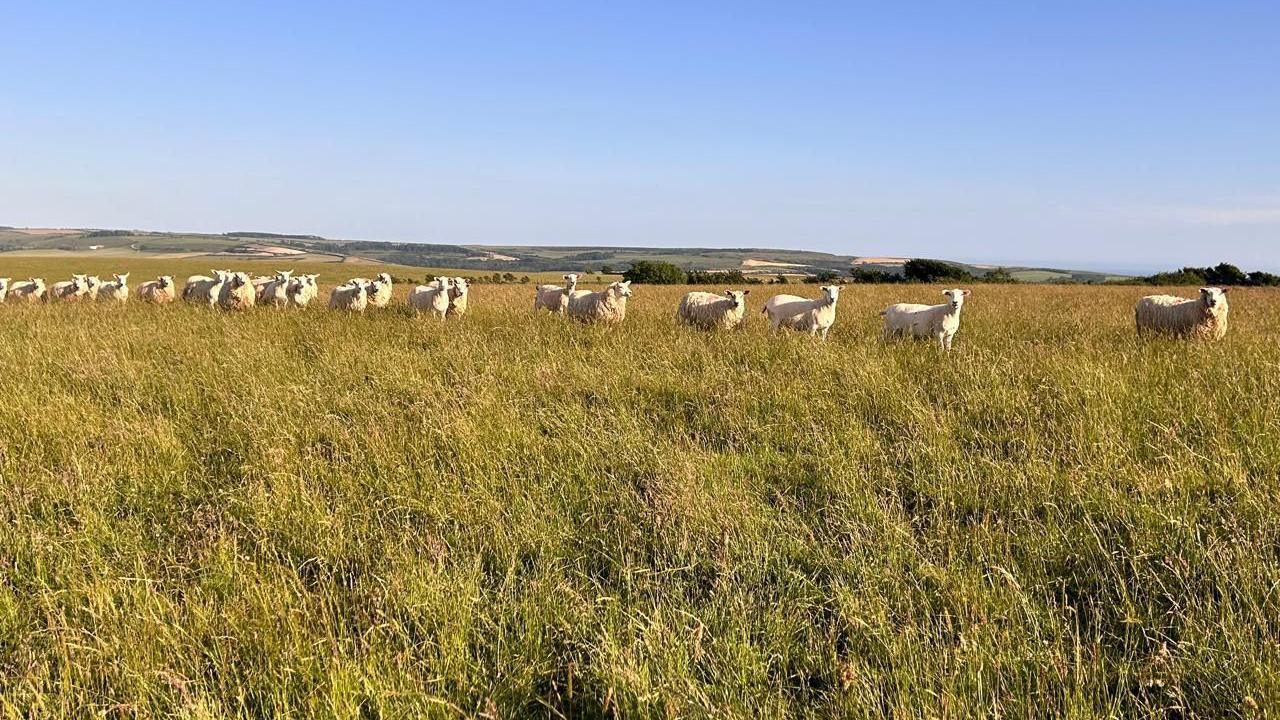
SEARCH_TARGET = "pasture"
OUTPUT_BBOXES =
[0,257,1277,717]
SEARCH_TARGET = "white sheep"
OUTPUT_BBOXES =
[407,277,451,318]
[257,270,294,307]
[367,273,394,307]
[328,281,369,312]
[217,272,256,311]
[1136,287,1229,340]
[763,285,841,339]
[183,270,227,306]
[287,274,320,307]
[8,278,47,303]
[83,276,103,301]
[881,288,970,351]
[0,278,9,303]
[97,273,130,303]
[566,280,633,324]
[138,276,176,304]
[446,277,469,318]
[533,273,579,313]
[677,290,751,331]
[50,274,90,302]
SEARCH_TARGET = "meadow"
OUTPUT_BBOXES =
[0,257,1277,718]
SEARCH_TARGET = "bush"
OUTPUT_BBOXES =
[904,259,975,283]
[622,260,687,285]
[847,267,904,284]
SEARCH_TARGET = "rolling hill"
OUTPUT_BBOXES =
[0,226,1129,282]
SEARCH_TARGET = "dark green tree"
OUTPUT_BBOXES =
[622,260,687,284]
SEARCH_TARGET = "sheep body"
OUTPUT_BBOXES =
[138,276,176,303]
[287,274,319,307]
[256,271,293,307]
[328,282,369,312]
[8,278,47,303]
[217,272,256,311]
[763,286,841,339]
[677,290,750,330]
[50,275,90,302]
[566,281,632,324]
[97,273,130,303]
[1136,288,1229,340]
[533,274,579,313]
[446,277,469,318]
[367,273,394,307]
[408,277,451,318]
[183,271,226,306]
[880,289,970,351]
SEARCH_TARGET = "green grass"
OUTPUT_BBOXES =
[0,258,1276,717]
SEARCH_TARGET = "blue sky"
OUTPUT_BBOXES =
[1,1,1277,271]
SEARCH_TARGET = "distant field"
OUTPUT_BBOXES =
[0,257,1276,716]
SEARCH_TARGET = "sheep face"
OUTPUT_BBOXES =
[158,276,172,289]
[230,273,249,289]
[1200,287,1227,309]
[724,289,749,309]
[944,288,970,310]
[610,281,633,298]
[821,285,841,302]
[563,273,579,283]
[376,273,392,284]
[114,273,129,286]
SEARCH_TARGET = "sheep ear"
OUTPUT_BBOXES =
[743,289,750,295]
[1220,287,1229,294]
[963,290,971,297]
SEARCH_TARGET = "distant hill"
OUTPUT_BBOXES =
[0,226,1130,283]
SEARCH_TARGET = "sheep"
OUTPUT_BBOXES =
[257,270,295,307]
[566,280,633,324]
[138,276,176,304]
[50,274,90,302]
[0,278,9,303]
[286,274,320,307]
[880,288,970,351]
[8,278,47,303]
[446,277,469,318]
[328,280,369,312]
[97,273,130,303]
[533,273,580,313]
[183,270,227,306]
[407,277,451,318]
[762,285,841,339]
[217,271,256,311]
[677,289,751,331]
[366,273,394,308]
[1136,287,1229,340]
[83,276,103,301]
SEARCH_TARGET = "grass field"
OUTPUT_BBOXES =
[0,258,1277,717]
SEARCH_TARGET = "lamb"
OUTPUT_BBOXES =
[257,270,294,307]
[138,276,176,303]
[366,273,394,307]
[83,276,103,300]
[677,290,751,331]
[217,272,256,311]
[762,285,841,339]
[183,270,227,306]
[50,274,90,302]
[8,278,47,303]
[533,273,579,313]
[97,273,130,303]
[328,281,369,312]
[880,288,970,351]
[566,280,633,324]
[1136,287,1229,340]
[0,278,9,303]
[446,277,469,318]
[407,277,451,318]
[286,274,320,307]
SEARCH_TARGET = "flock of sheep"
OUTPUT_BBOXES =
[0,270,1232,347]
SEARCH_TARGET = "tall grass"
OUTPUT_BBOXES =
[0,258,1277,717]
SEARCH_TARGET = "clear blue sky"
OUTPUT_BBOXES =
[2,1,1277,271]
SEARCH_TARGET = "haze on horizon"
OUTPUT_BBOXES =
[2,2,1277,273]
